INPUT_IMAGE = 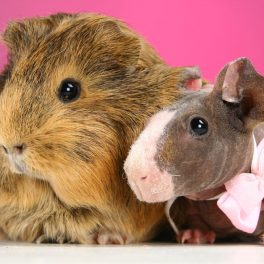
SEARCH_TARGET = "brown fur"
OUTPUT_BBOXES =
[0,13,196,243]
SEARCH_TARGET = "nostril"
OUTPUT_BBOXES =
[13,144,26,155]
[2,146,8,154]
[141,175,148,181]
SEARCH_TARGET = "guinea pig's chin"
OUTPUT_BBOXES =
[127,180,144,201]
[140,189,175,203]
[128,178,175,203]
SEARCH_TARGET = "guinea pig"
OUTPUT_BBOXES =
[0,13,202,243]
[124,57,264,243]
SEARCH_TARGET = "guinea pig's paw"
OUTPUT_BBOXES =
[96,231,128,245]
[0,229,8,241]
[178,229,216,244]
[35,234,51,244]
[35,234,72,244]
[259,233,264,244]
[80,233,98,244]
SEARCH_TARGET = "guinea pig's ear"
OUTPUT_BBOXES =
[2,13,73,62]
[178,66,202,90]
[213,57,263,104]
[84,18,142,68]
[211,58,264,128]
[0,65,10,91]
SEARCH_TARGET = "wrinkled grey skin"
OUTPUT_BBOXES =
[156,58,264,243]
[156,58,264,200]
[155,91,252,198]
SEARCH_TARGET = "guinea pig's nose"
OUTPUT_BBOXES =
[2,144,26,155]
[13,144,26,155]
[140,175,148,181]
[2,145,8,154]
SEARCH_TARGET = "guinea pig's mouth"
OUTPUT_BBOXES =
[8,155,27,174]
[13,162,26,174]
[8,155,42,178]
[127,174,176,203]
[128,179,144,201]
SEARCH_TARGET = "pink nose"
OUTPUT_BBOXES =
[140,175,148,181]
[2,144,26,155]
[13,144,26,154]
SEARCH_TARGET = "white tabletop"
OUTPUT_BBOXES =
[0,242,263,264]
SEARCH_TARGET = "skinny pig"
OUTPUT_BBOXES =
[125,58,264,243]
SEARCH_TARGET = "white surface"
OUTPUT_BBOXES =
[0,243,263,264]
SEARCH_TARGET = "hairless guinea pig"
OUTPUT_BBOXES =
[125,57,264,244]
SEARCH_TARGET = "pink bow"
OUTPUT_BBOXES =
[217,137,264,233]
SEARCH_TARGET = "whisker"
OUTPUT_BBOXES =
[171,174,181,177]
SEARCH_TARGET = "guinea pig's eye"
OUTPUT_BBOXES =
[58,79,80,103]
[189,117,208,136]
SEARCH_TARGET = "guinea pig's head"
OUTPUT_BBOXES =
[0,13,162,207]
[125,57,264,203]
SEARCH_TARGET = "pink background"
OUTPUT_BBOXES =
[0,0,263,81]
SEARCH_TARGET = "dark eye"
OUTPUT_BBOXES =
[58,79,80,103]
[190,117,208,136]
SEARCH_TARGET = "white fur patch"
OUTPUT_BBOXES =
[124,110,176,203]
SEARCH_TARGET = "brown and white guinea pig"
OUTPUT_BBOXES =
[125,57,264,244]
[0,13,202,243]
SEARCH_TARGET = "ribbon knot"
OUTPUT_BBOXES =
[217,137,264,233]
